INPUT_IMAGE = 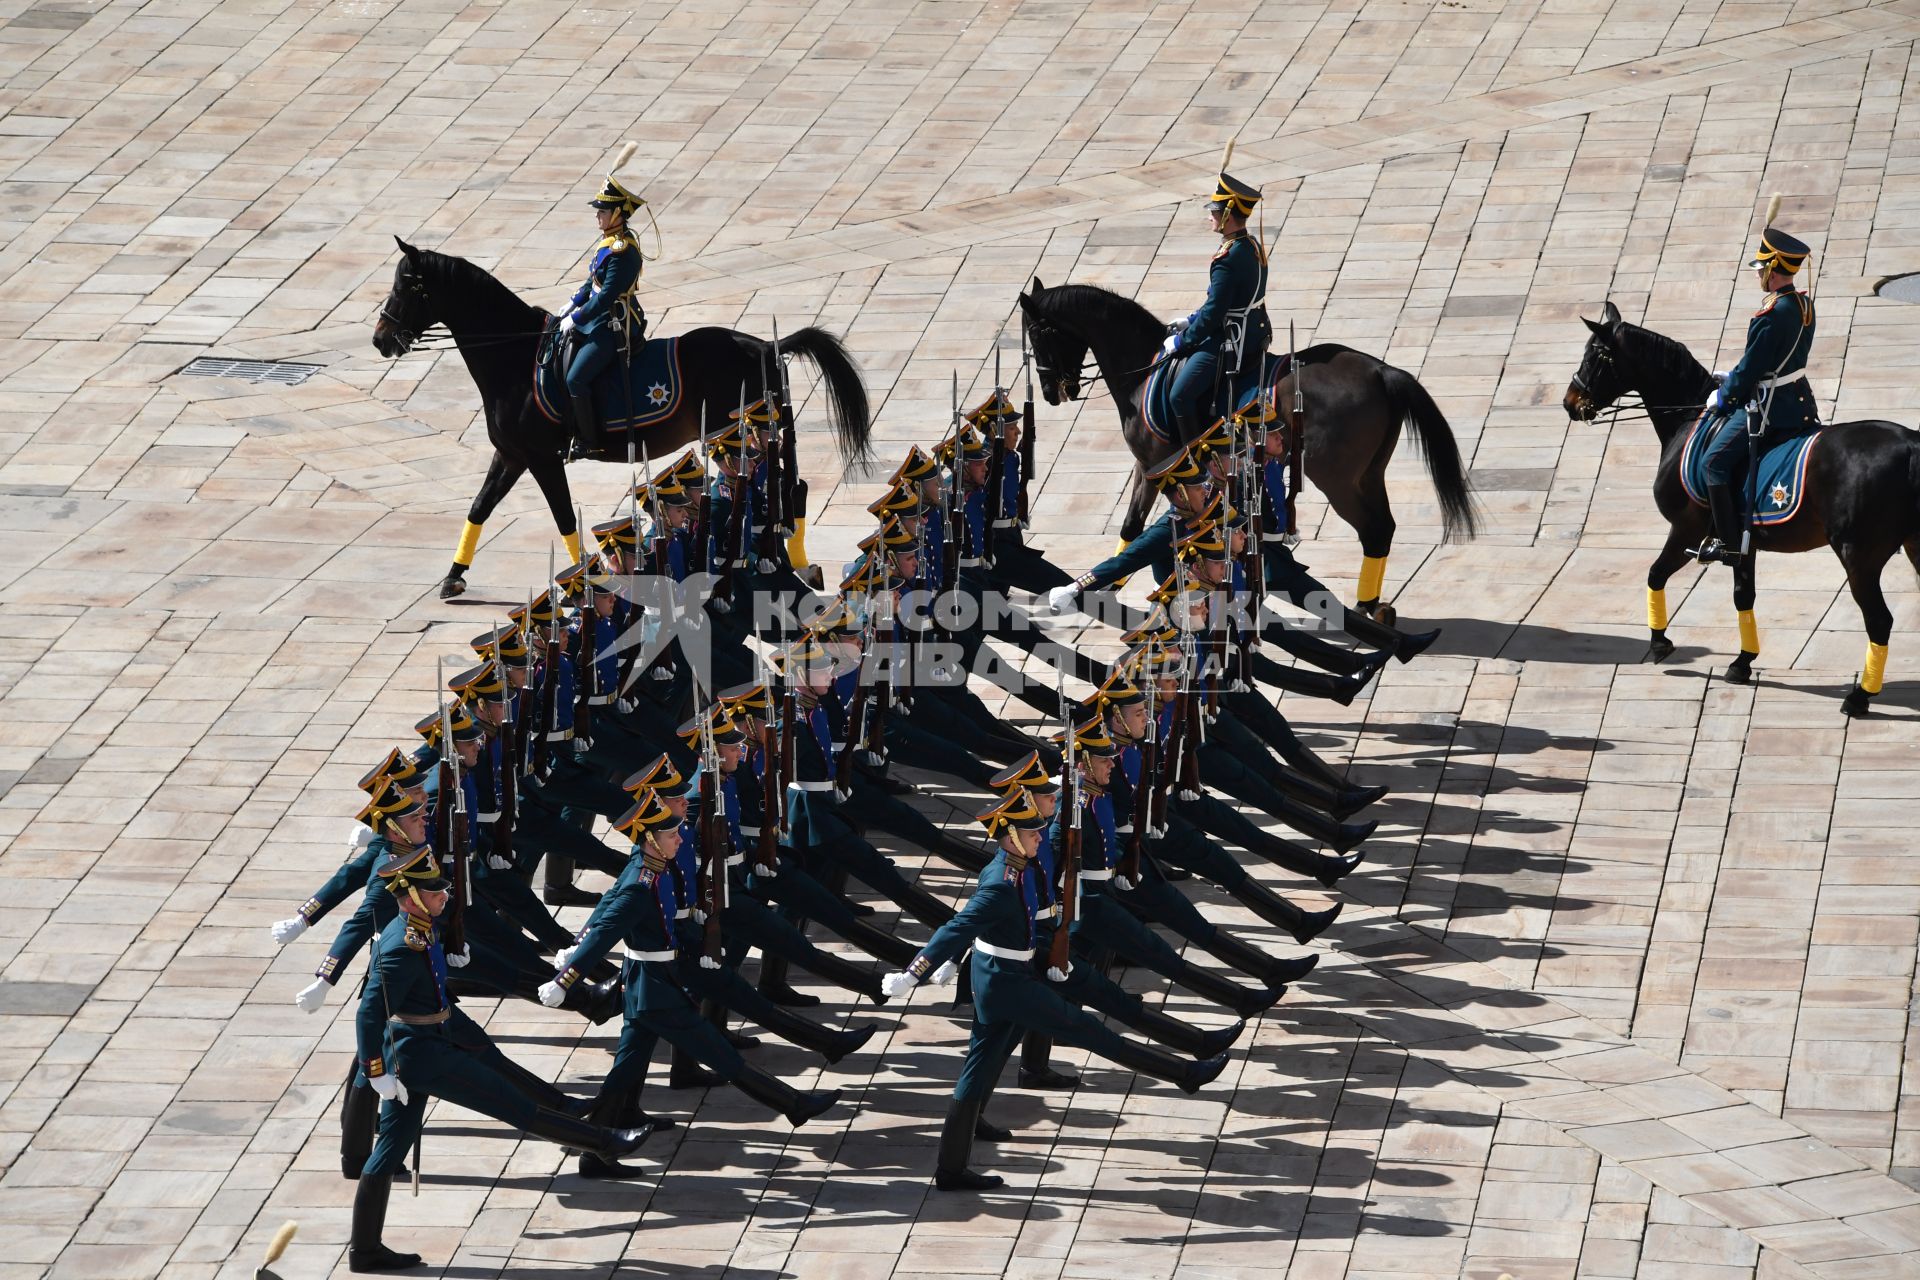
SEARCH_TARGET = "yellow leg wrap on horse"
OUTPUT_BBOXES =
[787,518,810,569]
[1737,609,1759,655]
[1862,641,1889,695]
[454,520,482,567]
[1647,588,1669,631]
[1357,555,1387,604]
[563,530,583,564]
[1115,537,1130,555]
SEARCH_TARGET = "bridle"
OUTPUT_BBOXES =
[1569,334,1707,425]
[377,265,431,353]
[375,260,554,354]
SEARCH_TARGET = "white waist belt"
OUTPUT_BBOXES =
[1760,369,1806,389]
[725,853,744,868]
[625,948,676,963]
[791,780,834,793]
[974,941,1034,961]
[588,693,615,706]
[739,824,760,837]
[992,518,1019,529]
[1080,869,1113,882]
[957,556,982,568]
[1036,905,1060,920]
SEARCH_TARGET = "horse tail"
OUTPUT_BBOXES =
[1379,363,1478,542]
[780,327,873,466]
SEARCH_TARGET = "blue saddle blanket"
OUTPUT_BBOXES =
[1142,349,1320,443]
[1679,413,1820,527]
[533,318,684,434]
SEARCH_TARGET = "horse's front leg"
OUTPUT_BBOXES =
[443,450,527,599]
[526,455,582,565]
[1837,538,1896,717]
[1724,550,1759,685]
[1644,523,1696,662]
[1117,466,1154,544]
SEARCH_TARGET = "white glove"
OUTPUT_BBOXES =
[699,954,721,970]
[1112,874,1137,892]
[1168,318,1189,334]
[833,787,850,804]
[1046,584,1082,616]
[558,314,576,334]
[618,697,637,714]
[348,825,375,855]
[753,862,778,878]
[1707,385,1726,414]
[294,978,328,1013]
[487,853,513,871]
[447,947,470,969]
[271,917,307,946]
[1046,963,1069,982]
[758,557,777,574]
[1159,333,1179,358]
[1178,788,1202,803]
[573,738,589,758]
[556,943,581,970]
[1712,370,1728,385]
[537,981,566,1008]
[880,971,917,998]
[931,959,958,986]
[369,1074,406,1105]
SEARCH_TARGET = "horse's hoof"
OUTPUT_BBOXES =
[1841,683,1873,718]
[1723,654,1755,686]
[438,576,467,600]
[1647,632,1675,663]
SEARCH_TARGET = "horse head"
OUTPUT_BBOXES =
[1018,278,1086,405]
[1565,300,1629,422]
[373,238,434,357]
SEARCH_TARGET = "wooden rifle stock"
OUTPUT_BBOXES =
[757,716,780,871]
[1046,775,1080,977]
[573,599,597,745]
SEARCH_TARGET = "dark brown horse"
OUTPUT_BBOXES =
[372,239,871,599]
[1565,300,1918,715]
[1016,279,1475,619]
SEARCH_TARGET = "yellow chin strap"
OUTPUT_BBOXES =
[1357,555,1387,605]
[454,520,483,567]
[1737,609,1759,655]
[1861,641,1889,695]
[563,529,583,564]
[1647,588,1669,632]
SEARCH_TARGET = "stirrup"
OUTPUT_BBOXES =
[1693,537,1743,566]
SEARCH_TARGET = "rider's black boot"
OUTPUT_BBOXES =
[570,397,605,461]
[1700,483,1746,565]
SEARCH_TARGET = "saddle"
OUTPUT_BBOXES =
[532,315,685,434]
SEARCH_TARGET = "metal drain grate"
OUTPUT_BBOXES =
[178,357,325,386]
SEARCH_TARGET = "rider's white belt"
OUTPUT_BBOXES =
[1760,369,1806,390]
[625,948,676,964]
[974,941,1034,961]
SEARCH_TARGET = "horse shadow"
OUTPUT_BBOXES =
[1414,616,1713,667]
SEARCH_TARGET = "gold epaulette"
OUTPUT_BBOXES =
[597,232,634,252]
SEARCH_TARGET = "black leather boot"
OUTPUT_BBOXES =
[578,1085,660,1180]
[1017,1033,1079,1089]
[934,1096,1003,1192]
[1223,877,1341,945]
[347,1174,422,1273]
[730,1063,840,1126]
[340,1059,377,1180]
[1201,930,1319,991]
[757,952,821,1008]
[795,946,890,1005]
[1102,1035,1230,1095]
[569,396,604,461]
[834,916,921,969]
[542,853,599,908]
[1129,1006,1248,1058]
[522,1105,655,1161]
[1699,483,1746,565]
[1339,605,1440,664]
[560,975,623,1025]
[1170,955,1284,1018]
[752,1002,878,1064]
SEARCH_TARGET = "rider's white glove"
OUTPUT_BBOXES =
[1707,385,1727,414]
[537,981,567,1008]
[294,978,329,1013]
[558,315,576,335]
[271,917,308,946]
[1168,318,1189,335]
[369,1074,406,1105]
[446,947,470,969]
[1046,584,1082,616]
[348,825,375,855]
[931,959,958,986]
[1159,333,1179,358]
[1712,370,1729,385]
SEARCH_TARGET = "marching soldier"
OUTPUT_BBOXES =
[1696,226,1818,566]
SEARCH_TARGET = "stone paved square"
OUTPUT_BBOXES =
[5,1,1920,1277]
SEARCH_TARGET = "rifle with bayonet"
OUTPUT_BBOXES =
[437,665,469,958]
[572,527,597,749]
[534,547,563,782]
[1020,314,1036,526]
[1045,678,1079,981]
[715,386,752,613]
[757,657,782,877]
[697,701,727,968]
[835,603,878,797]
[1118,668,1154,887]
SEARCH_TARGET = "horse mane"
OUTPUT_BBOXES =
[1615,318,1711,389]
[1033,283,1165,338]
[418,248,543,323]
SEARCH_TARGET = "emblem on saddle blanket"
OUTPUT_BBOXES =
[1679,414,1820,527]
[533,318,684,434]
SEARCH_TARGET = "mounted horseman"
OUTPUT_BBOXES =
[559,146,648,460]
[1694,225,1818,567]
[1163,146,1271,444]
